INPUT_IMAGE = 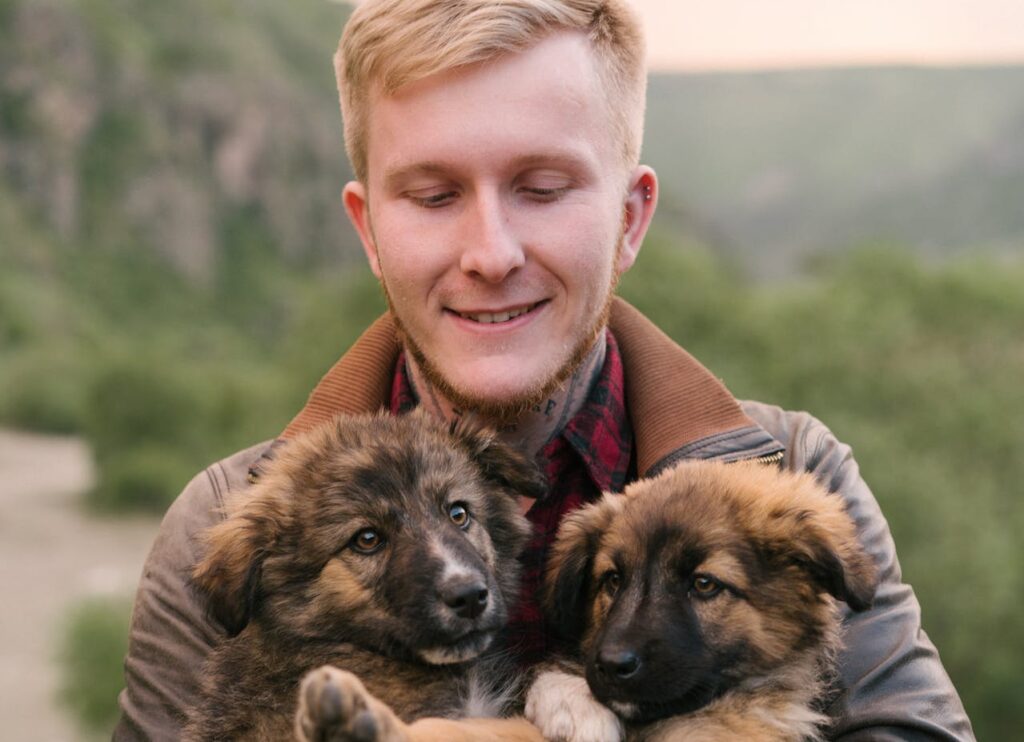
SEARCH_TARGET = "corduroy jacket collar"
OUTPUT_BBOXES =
[281,297,783,477]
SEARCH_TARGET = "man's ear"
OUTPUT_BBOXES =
[343,180,381,278]
[617,165,658,275]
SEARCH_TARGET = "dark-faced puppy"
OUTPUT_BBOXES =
[183,410,546,741]
[526,459,877,742]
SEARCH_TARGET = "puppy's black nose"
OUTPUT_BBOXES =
[441,580,489,620]
[597,648,641,679]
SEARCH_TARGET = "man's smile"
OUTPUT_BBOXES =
[449,301,547,325]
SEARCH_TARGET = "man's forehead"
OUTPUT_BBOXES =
[362,32,618,185]
[375,30,600,100]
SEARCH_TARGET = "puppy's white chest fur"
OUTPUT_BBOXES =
[458,664,519,719]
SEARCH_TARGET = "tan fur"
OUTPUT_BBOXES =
[536,459,879,742]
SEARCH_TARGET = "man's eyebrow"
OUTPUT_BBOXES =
[381,162,452,190]
[509,150,592,170]
[381,151,594,190]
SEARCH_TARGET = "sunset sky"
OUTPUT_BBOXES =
[633,0,1024,70]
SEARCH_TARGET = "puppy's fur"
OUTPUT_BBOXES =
[527,460,878,742]
[183,411,547,741]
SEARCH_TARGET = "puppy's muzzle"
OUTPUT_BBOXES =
[440,576,489,620]
[587,636,656,707]
[595,646,641,681]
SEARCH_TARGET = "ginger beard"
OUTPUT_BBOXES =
[379,231,626,424]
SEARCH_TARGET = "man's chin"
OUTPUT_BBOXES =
[408,333,606,422]
[418,364,558,424]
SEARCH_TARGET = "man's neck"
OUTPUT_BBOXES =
[405,335,607,458]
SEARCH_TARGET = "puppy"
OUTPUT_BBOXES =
[526,459,878,742]
[183,410,547,741]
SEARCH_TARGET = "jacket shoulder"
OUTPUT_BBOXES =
[114,440,275,741]
[740,399,834,468]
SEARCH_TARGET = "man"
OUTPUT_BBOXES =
[115,1,974,739]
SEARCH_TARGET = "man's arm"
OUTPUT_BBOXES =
[743,401,974,741]
[113,443,267,741]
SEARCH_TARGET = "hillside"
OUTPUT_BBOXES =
[0,0,357,283]
[646,66,1024,276]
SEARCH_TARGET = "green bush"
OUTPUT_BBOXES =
[58,596,132,736]
[0,349,90,434]
[84,358,206,462]
[89,443,199,512]
[79,356,206,512]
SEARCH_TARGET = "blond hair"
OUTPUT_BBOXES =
[335,0,646,183]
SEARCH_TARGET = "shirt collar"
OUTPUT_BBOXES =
[550,330,632,494]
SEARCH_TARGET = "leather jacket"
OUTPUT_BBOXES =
[114,298,973,741]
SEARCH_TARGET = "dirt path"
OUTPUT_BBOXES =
[0,429,159,742]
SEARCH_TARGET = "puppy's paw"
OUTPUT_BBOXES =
[524,670,623,742]
[295,666,406,742]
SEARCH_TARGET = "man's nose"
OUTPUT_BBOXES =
[458,192,525,283]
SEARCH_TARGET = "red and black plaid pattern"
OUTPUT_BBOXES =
[389,331,635,665]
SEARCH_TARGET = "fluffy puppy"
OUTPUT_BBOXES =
[526,459,878,742]
[183,410,547,741]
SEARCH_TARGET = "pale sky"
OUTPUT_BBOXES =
[633,0,1024,70]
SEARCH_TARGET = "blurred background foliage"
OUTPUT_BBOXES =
[59,596,133,738]
[2,0,1022,738]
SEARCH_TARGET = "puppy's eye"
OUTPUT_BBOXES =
[448,502,470,528]
[350,529,385,554]
[691,574,723,599]
[601,570,621,597]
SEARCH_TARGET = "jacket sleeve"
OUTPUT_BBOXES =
[113,444,264,741]
[745,401,974,741]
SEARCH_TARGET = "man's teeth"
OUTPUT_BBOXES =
[459,305,533,324]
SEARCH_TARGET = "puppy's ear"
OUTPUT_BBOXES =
[192,487,290,635]
[544,494,625,641]
[794,528,876,614]
[763,485,879,612]
[449,414,548,501]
